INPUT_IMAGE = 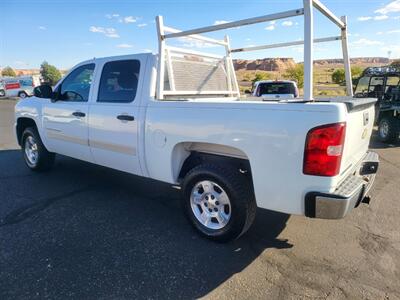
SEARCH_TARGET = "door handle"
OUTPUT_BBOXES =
[72,111,86,117]
[117,115,135,121]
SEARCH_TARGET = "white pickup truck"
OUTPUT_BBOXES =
[14,1,379,241]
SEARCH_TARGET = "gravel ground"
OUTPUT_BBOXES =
[0,98,399,299]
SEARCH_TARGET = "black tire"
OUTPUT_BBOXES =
[378,116,399,143]
[182,163,256,242]
[0,89,5,97]
[18,91,28,98]
[21,127,55,171]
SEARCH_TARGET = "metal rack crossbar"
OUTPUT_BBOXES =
[155,0,352,100]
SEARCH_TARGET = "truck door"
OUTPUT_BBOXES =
[88,58,143,175]
[42,63,95,162]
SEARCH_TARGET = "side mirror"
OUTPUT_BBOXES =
[33,85,54,99]
[244,89,252,95]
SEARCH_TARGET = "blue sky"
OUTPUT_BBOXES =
[1,0,400,70]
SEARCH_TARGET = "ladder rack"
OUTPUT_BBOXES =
[156,0,352,101]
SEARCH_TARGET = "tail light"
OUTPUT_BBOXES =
[303,122,346,176]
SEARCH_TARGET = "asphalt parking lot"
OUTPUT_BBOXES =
[0,98,399,299]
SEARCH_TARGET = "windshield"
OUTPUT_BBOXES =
[355,76,370,96]
[256,82,296,96]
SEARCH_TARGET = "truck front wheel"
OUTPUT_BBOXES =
[378,116,399,143]
[182,163,256,242]
[21,127,55,171]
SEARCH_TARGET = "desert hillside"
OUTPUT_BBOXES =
[233,57,391,72]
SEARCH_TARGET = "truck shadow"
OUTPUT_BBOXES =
[0,149,291,299]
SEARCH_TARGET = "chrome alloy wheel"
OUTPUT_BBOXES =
[190,180,231,230]
[24,135,38,166]
[379,120,389,138]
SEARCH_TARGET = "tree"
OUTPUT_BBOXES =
[332,67,363,85]
[40,61,62,86]
[251,72,272,86]
[391,59,400,68]
[1,66,16,77]
[284,64,304,88]
[331,68,346,84]
[351,66,363,79]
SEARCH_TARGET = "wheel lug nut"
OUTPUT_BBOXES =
[215,201,219,205]
[205,196,209,200]
[211,195,214,199]
[214,208,218,212]
[208,208,212,212]
[204,202,208,207]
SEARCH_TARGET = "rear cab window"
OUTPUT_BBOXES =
[97,60,140,103]
[256,82,297,97]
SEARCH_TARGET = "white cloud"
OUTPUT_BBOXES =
[394,16,400,19]
[213,20,230,25]
[282,21,293,26]
[142,49,153,53]
[357,15,389,21]
[265,25,275,31]
[290,46,304,53]
[179,37,218,48]
[123,16,138,23]
[89,26,120,38]
[116,43,133,48]
[137,23,147,27]
[106,13,120,18]
[376,29,400,35]
[38,26,46,30]
[269,20,276,25]
[14,61,29,66]
[352,38,384,46]
[357,16,372,21]
[374,15,389,20]
[375,0,400,14]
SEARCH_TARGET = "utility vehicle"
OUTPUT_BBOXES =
[354,66,400,143]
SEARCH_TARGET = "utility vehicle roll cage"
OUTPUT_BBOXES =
[156,0,352,101]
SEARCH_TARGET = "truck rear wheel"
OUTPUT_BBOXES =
[22,127,55,171]
[378,116,399,143]
[182,163,256,242]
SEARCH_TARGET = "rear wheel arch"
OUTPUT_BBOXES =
[171,142,253,183]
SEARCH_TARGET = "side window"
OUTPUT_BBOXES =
[59,64,95,102]
[98,60,140,103]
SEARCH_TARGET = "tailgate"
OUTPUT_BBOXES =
[339,98,376,178]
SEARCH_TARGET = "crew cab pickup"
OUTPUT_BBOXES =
[14,2,379,241]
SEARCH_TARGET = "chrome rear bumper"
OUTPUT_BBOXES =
[305,151,379,219]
